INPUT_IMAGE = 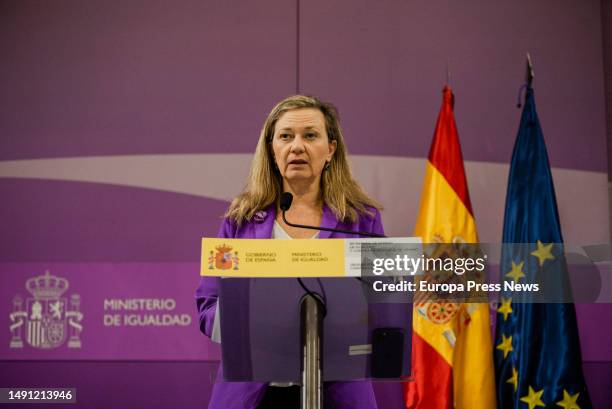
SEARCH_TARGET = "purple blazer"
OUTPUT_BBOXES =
[195,204,384,409]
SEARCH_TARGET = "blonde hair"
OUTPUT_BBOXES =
[225,95,382,225]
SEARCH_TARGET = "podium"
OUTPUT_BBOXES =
[202,237,417,409]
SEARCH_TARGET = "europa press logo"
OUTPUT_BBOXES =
[9,271,84,350]
[207,244,239,270]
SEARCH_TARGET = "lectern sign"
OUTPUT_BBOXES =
[201,237,422,277]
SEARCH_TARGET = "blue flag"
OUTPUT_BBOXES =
[494,87,592,409]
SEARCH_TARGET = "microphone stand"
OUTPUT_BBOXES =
[300,293,323,409]
[280,210,385,238]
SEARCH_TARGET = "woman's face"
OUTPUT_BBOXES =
[271,108,337,186]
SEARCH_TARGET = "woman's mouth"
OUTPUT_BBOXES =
[288,159,308,165]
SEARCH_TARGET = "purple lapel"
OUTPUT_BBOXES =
[252,205,275,239]
[318,204,339,239]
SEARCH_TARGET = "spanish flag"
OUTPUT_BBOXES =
[403,86,496,409]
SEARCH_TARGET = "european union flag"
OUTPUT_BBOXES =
[494,87,592,409]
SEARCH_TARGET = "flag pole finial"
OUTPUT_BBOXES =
[526,53,535,87]
[517,53,535,108]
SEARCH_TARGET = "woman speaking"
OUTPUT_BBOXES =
[196,95,384,409]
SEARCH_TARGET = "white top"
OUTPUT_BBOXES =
[273,220,319,239]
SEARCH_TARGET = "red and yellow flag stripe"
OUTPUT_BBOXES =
[404,87,496,409]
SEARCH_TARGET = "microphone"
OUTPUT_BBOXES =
[279,192,385,238]
[280,191,293,212]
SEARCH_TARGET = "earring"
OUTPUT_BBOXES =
[324,161,331,171]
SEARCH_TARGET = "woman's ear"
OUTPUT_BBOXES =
[328,140,337,160]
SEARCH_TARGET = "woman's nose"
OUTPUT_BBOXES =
[290,136,305,153]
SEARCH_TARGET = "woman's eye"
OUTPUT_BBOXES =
[305,133,316,139]
[279,133,292,140]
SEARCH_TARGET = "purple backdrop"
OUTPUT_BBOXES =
[1,0,611,408]
[1,263,219,360]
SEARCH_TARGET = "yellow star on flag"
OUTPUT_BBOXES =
[496,334,513,358]
[531,240,555,266]
[505,261,526,283]
[556,389,580,409]
[506,366,518,392]
[520,386,545,409]
[498,297,513,321]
